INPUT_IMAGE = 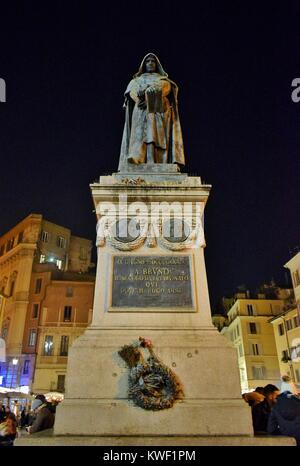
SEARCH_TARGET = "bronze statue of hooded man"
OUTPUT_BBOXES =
[118,53,185,171]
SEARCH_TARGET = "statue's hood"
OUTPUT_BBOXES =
[134,53,168,78]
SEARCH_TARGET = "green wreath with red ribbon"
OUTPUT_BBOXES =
[119,337,184,411]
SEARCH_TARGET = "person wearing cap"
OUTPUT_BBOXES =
[26,397,55,434]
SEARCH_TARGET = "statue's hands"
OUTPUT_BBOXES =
[145,86,157,95]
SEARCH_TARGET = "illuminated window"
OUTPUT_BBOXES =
[60,336,69,356]
[28,329,36,347]
[32,304,39,319]
[63,306,72,322]
[56,259,63,270]
[40,254,46,263]
[44,335,54,356]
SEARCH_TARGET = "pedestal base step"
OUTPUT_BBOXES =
[14,430,296,446]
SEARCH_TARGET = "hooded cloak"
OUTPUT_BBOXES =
[118,53,185,170]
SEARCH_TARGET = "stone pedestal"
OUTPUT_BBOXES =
[54,170,253,437]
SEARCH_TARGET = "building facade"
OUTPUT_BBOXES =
[269,252,300,385]
[0,214,94,393]
[221,293,288,392]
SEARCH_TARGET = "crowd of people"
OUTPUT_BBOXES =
[1,375,300,446]
[0,394,56,446]
[243,375,300,445]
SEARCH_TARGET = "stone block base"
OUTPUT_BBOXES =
[14,430,296,446]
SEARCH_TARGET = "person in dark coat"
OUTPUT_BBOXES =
[27,398,54,434]
[251,384,280,434]
[268,391,300,445]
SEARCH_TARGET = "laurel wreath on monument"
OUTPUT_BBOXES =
[118,337,184,410]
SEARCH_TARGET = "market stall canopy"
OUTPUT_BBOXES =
[0,387,33,399]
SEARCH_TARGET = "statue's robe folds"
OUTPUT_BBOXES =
[118,73,185,169]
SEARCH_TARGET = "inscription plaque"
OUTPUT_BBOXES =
[111,255,193,309]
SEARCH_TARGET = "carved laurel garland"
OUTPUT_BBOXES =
[96,218,205,251]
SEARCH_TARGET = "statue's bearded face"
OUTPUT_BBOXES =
[145,56,157,73]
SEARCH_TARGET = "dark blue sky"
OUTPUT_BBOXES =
[0,2,299,308]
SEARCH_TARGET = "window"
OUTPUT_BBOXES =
[43,335,54,356]
[0,244,5,256]
[286,319,293,331]
[80,247,87,260]
[28,329,36,347]
[296,369,300,383]
[9,281,15,297]
[23,360,30,375]
[249,322,257,334]
[293,270,300,287]
[63,306,72,321]
[236,326,240,337]
[35,278,42,294]
[247,304,254,316]
[66,287,73,298]
[252,366,266,379]
[56,259,63,270]
[41,231,49,243]
[39,254,46,263]
[32,304,39,319]
[282,349,289,361]
[60,336,69,356]
[6,238,14,252]
[56,236,66,248]
[57,374,65,392]
[251,343,260,355]
[293,316,300,328]
[17,231,24,244]
[278,323,285,336]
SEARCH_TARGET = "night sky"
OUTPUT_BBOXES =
[0,2,299,309]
